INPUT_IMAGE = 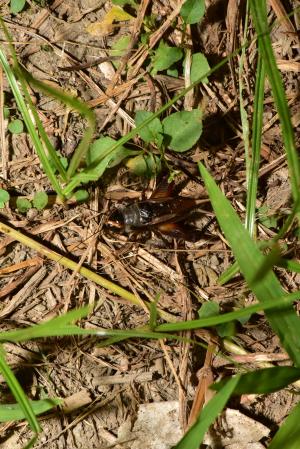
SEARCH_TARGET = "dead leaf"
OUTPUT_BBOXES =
[86,6,134,37]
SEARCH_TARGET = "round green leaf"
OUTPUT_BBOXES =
[32,192,48,210]
[10,0,26,14]
[16,197,31,213]
[162,110,203,152]
[0,189,10,204]
[8,119,24,134]
[180,0,205,24]
[191,53,210,84]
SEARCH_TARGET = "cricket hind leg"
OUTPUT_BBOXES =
[156,222,202,242]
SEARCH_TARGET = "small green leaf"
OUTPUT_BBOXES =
[198,301,219,318]
[166,68,179,78]
[140,33,150,45]
[16,198,31,213]
[0,189,10,205]
[162,109,202,152]
[191,53,210,84]
[198,301,235,337]
[48,151,68,173]
[32,192,48,210]
[87,137,119,165]
[3,107,10,119]
[10,0,26,14]
[216,321,236,337]
[8,119,24,134]
[258,205,278,228]
[151,41,183,75]
[126,153,161,177]
[135,111,163,144]
[111,35,131,57]
[212,367,300,395]
[180,0,205,24]
[74,189,89,202]
[85,137,135,182]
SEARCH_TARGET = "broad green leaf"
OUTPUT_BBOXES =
[126,153,161,177]
[162,110,202,152]
[180,0,205,24]
[269,400,300,449]
[8,118,24,134]
[0,398,61,422]
[135,110,163,144]
[190,53,210,83]
[199,163,300,366]
[212,367,300,395]
[174,376,240,449]
[0,189,10,204]
[16,197,31,213]
[10,0,26,14]
[151,41,183,75]
[32,191,48,210]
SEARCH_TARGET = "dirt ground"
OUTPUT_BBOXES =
[0,0,300,448]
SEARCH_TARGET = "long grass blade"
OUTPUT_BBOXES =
[250,0,300,204]
[199,163,300,366]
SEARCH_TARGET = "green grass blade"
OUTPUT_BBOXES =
[250,0,300,204]
[212,367,300,395]
[173,376,240,449]
[198,163,300,366]
[0,346,40,433]
[268,400,300,449]
[278,258,300,273]
[2,290,300,344]
[239,1,250,186]
[20,69,96,182]
[156,289,300,332]
[0,398,62,422]
[245,50,265,236]
[0,48,65,199]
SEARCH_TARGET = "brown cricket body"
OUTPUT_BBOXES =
[106,177,210,240]
[108,196,201,237]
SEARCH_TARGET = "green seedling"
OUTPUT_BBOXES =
[10,0,26,14]
[8,118,24,134]
[0,189,10,208]
[180,0,206,24]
